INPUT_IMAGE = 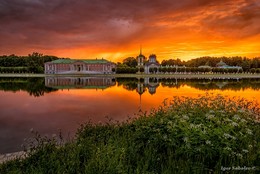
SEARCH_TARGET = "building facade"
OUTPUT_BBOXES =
[44,59,116,74]
[144,54,160,74]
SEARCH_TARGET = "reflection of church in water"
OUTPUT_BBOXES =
[45,77,116,90]
[136,77,160,111]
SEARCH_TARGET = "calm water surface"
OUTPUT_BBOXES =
[1,77,260,153]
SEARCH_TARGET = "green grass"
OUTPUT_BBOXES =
[1,94,259,173]
[0,73,260,79]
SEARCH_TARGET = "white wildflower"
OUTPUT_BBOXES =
[196,147,201,152]
[242,149,249,153]
[206,114,215,120]
[248,144,253,148]
[209,110,215,114]
[233,115,240,120]
[196,124,202,128]
[246,128,253,135]
[183,137,189,143]
[182,115,189,120]
[180,118,186,123]
[202,130,207,134]
[240,119,247,123]
[223,133,231,138]
[231,121,238,127]
[223,133,236,140]
[238,109,245,113]
[236,153,243,159]
[224,147,232,151]
[206,140,212,145]
[225,118,232,122]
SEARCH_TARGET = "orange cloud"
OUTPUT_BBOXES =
[0,0,259,62]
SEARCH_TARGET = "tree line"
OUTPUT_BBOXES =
[0,52,58,73]
[116,56,260,74]
[1,53,260,74]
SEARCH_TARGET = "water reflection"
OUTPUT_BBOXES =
[45,77,116,90]
[0,77,57,97]
[1,77,259,96]
[117,77,260,95]
[0,77,260,154]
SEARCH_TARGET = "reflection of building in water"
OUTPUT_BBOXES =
[45,77,116,90]
[44,59,116,74]
[215,82,229,89]
[135,78,160,111]
[136,78,145,112]
[135,78,160,96]
[144,78,159,95]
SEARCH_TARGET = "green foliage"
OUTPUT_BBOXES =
[0,52,58,74]
[122,57,138,67]
[1,94,259,173]
[0,67,29,73]
[139,67,144,73]
[161,58,184,66]
[184,56,260,69]
[116,65,138,74]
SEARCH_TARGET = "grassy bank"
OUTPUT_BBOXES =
[0,94,259,173]
[0,73,260,79]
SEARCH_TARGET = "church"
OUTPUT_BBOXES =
[44,58,116,74]
[136,48,160,74]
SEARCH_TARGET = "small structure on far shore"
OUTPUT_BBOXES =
[216,60,242,70]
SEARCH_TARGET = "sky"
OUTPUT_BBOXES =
[0,0,260,62]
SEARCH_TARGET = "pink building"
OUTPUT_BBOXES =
[44,59,116,74]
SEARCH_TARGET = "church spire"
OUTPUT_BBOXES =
[140,44,142,55]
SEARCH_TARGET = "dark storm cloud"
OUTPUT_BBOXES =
[0,0,259,53]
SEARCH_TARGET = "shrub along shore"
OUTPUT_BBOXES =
[0,94,259,173]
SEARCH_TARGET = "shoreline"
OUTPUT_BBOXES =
[0,73,260,79]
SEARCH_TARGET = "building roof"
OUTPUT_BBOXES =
[145,62,160,66]
[216,60,227,67]
[198,65,212,69]
[46,59,112,64]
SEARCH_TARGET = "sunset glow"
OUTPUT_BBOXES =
[0,0,259,62]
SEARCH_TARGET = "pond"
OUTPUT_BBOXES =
[0,76,260,154]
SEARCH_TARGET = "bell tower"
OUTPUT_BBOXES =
[137,45,144,73]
